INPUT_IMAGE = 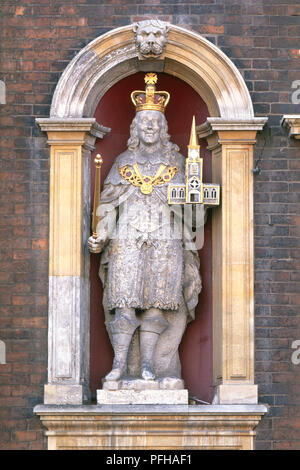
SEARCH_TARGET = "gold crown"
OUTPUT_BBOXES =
[131,73,170,113]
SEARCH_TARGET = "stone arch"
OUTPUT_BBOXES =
[50,24,253,121]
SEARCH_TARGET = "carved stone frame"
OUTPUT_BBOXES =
[35,23,268,449]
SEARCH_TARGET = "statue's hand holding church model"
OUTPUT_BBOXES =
[88,74,202,390]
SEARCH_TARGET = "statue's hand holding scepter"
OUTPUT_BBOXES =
[88,154,105,254]
[88,236,105,254]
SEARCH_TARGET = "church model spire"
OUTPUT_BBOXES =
[186,115,203,204]
[168,116,220,207]
[188,115,199,147]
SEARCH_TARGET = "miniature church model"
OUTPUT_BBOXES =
[168,116,220,206]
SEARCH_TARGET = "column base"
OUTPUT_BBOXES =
[44,384,84,405]
[213,384,258,405]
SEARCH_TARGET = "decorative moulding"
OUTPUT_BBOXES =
[36,118,110,139]
[281,115,300,139]
[197,118,268,140]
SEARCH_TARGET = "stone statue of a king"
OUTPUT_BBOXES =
[88,73,202,391]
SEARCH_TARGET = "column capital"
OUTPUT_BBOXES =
[36,117,110,136]
[197,117,268,148]
[36,118,110,150]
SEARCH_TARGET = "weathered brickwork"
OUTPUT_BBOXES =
[0,0,300,450]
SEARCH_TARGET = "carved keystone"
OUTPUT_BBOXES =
[132,20,170,59]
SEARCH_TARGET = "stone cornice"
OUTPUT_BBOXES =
[34,404,268,450]
[36,118,110,139]
[197,117,268,140]
[281,115,300,139]
[34,403,268,415]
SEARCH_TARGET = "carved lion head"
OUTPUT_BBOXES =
[133,20,169,59]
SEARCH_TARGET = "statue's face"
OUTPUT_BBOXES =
[135,24,167,58]
[136,111,163,146]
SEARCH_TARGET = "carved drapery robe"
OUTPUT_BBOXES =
[97,148,202,377]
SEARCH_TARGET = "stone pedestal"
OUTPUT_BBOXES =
[98,377,188,405]
[97,389,188,405]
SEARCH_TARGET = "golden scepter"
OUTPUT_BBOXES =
[92,153,103,239]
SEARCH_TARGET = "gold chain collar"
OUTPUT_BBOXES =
[119,163,179,195]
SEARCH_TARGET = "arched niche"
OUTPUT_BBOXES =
[89,72,213,403]
[36,22,267,408]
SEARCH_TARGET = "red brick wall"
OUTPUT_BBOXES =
[0,0,300,450]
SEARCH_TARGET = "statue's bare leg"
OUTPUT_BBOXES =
[140,308,168,380]
[105,307,139,381]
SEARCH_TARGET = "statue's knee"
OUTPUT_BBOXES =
[109,311,139,335]
[140,313,169,335]
[115,306,136,320]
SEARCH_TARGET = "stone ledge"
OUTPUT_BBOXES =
[34,403,268,415]
[34,404,268,450]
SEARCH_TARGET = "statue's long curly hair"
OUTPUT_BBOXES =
[127,113,179,164]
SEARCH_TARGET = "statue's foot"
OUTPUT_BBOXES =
[141,364,156,381]
[105,367,123,381]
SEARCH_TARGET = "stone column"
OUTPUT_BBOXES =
[199,118,267,404]
[37,118,109,404]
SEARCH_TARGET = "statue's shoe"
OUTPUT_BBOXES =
[105,367,123,381]
[141,365,156,381]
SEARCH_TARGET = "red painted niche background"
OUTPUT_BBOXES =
[90,72,213,403]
